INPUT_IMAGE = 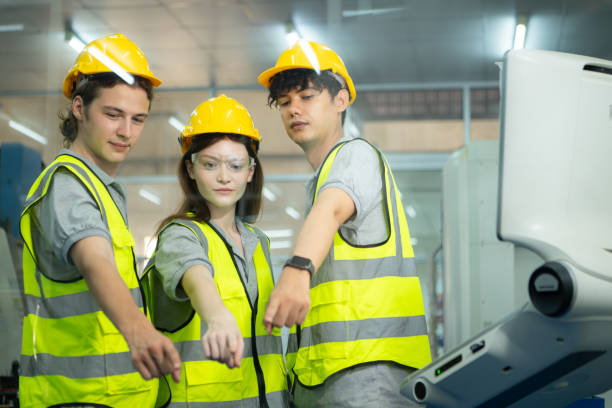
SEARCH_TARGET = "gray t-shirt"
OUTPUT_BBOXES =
[29,149,128,281]
[305,136,388,245]
[155,218,270,307]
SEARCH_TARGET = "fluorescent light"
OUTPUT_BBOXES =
[168,116,184,132]
[405,205,417,218]
[342,7,403,18]
[263,229,293,239]
[0,24,24,32]
[138,188,161,205]
[262,186,277,202]
[513,23,526,49]
[68,36,86,52]
[270,240,293,250]
[286,30,300,46]
[285,206,301,220]
[8,120,47,145]
[88,45,135,85]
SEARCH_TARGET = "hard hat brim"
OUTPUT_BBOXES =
[257,64,356,104]
[62,68,162,99]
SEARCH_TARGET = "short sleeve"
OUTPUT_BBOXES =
[29,169,111,280]
[155,222,214,301]
[317,139,388,244]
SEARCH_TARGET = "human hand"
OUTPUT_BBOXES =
[263,266,311,334]
[125,317,182,383]
[202,309,244,369]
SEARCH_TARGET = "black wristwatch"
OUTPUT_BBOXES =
[283,255,315,277]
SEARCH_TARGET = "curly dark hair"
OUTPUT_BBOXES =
[266,68,349,124]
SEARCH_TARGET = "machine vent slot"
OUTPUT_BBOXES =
[435,354,462,377]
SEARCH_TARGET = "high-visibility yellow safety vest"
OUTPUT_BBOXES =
[142,218,288,407]
[289,140,432,388]
[19,154,157,407]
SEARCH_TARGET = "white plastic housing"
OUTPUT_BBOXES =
[498,49,612,279]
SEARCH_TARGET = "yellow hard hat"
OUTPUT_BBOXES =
[62,34,161,98]
[257,39,356,104]
[179,94,261,154]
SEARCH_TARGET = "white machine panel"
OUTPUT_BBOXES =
[402,49,612,407]
[498,49,612,276]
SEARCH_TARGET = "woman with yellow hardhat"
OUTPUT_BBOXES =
[19,34,181,408]
[142,94,289,407]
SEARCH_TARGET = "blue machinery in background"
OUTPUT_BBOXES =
[0,143,44,238]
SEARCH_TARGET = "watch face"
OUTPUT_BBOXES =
[287,256,314,274]
[292,256,310,268]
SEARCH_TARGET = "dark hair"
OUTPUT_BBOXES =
[58,73,154,148]
[266,68,349,124]
[156,133,264,235]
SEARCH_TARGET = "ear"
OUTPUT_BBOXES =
[247,162,255,183]
[72,96,85,120]
[334,88,349,114]
[185,159,195,180]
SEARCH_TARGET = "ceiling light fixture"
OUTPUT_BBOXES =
[262,186,277,202]
[342,7,403,18]
[270,240,293,250]
[138,187,161,205]
[513,16,528,49]
[0,24,24,32]
[64,21,87,53]
[285,206,301,220]
[8,120,47,145]
[68,35,86,52]
[263,229,293,239]
[168,116,185,132]
[285,21,301,46]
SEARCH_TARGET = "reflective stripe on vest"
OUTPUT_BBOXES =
[144,218,287,405]
[291,140,432,387]
[19,155,156,408]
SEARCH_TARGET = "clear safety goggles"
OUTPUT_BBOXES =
[191,154,255,173]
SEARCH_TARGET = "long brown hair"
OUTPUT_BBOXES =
[156,133,263,234]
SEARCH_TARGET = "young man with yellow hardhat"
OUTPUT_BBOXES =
[141,94,289,406]
[258,40,432,407]
[19,34,181,407]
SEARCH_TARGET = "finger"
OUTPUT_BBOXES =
[233,335,244,367]
[141,352,160,379]
[149,344,166,377]
[209,334,220,361]
[133,357,152,380]
[285,309,298,329]
[263,296,280,333]
[227,335,237,368]
[202,335,211,358]
[297,302,310,325]
[218,335,231,366]
[163,340,182,383]
[273,303,290,330]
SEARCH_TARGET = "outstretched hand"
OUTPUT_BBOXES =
[202,310,244,369]
[263,266,311,334]
[126,318,182,383]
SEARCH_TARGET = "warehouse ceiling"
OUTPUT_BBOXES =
[1,0,611,265]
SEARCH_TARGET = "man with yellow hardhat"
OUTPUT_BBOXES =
[141,94,289,406]
[259,40,432,407]
[19,34,181,407]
